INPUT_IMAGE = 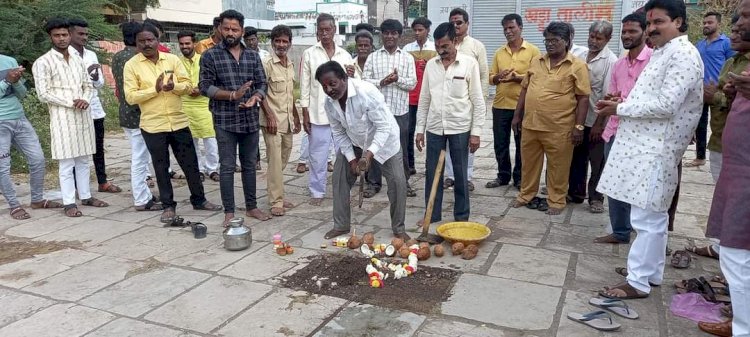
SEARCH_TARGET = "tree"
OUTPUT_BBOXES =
[107,0,160,20]
[687,0,741,43]
[0,0,120,68]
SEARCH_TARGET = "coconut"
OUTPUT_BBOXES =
[417,246,431,260]
[451,242,465,255]
[384,245,396,256]
[362,232,375,245]
[398,246,411,258]
[461,244,478,260]
[276,247,287,256]
[391,238,404,250]
[419,242,430,249]
[347,235,362,249]
[434,244,445,257]
[406,238,418,247]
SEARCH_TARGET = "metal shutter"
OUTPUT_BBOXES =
[470,0,516,72]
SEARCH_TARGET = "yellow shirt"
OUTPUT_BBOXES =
[521,53,590,132]
[261,53,296,133]
[124,52,192,133]
[489,40,541,109]
[195,37,217,54]
[179,52,215,138]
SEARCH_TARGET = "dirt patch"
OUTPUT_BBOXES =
[281,254,461,314]
[124,257,166,278]
[0,270,33,281]
[0,238,80,265]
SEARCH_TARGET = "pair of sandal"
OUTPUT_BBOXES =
[567,297,639,331]
[9,199,65,220]
[526,197,549,212]
[64,197,109,217]
[674,276,731,303]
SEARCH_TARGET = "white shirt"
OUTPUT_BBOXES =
[571,44,589,61]
[583,46,617,126]
[300,43,355,125]
[416,53,486,137]
[597,35,704,212]
[456,35,489,99]
[326,78,400,164]
[363,47,416,116]
[258,49,271,61]
[69,46,105,119]
[403,40,436,53]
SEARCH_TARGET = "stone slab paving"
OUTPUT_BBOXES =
[0,115,721,336]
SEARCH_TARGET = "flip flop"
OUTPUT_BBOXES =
[599,282,649,300]
[525,197,540,210]
[567,311,621,331]
[670,250,692,269]
[537,198,549,212]
[685,245,720,260]
[589,297,639,319]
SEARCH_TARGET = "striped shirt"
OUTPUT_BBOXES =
[362,47,416,116]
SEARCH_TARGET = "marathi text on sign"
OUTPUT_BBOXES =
[525,1,616,31]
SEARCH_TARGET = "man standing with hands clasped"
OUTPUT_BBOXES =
[595,0,703,299]
[124,23,222,224]
[199,10,271,225]
[316,61,411,241]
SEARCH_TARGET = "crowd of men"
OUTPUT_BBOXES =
[0,0,748,334]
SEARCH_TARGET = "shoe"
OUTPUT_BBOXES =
[324,228,350,239]
[443,178,454,189]
[698,320,732,337]
[296,163,307,173]
[409,168,417,176]
[327,162,334,172]
[593,234,629,244]
[468,181,475,191]
[485,179,509,188]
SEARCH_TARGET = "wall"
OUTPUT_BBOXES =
[224,0,275,20]
[146,0,221,25]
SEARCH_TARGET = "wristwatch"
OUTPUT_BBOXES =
[574,124,585,131]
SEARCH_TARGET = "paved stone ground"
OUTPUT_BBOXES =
[0,113,720,336]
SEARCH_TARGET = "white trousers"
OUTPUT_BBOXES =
[194,137,219,174]
[308,124,332,198]
[709,150,722,183]
[445,150,474,181]
[59,156,91,205]
[720,246,750,337]
[299,132,334,165]
[626,205,669,293]
[124,128,154,207]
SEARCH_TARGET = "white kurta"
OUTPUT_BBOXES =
[32,49,95,160]
[597,35,704,212]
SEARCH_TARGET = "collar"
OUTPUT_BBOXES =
[413,39,434,49]
[181,52,200,62]
[432,54,461,64]
[136,51,166,62]
[634,46,653,62]
[315,42,342,53]
[271,52,290,66]
[540,52,575,65]
[503,39,529,52]
[68,45,88,57]
[346,79,357,100]
[216,41,247,51]
[378,46,402,54]
[703,34,730,43]
[657,35,689,51]
[588,46,612,63]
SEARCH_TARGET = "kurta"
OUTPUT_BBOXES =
[32,49,95,160]
[706,86,750,250]
[597,36,704,212]
[180,52,215,138]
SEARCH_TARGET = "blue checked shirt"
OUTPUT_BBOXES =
[199,42,267,133]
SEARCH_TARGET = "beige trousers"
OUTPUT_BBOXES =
[262,128,293,208]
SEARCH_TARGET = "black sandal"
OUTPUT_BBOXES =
[526,197,540,210]
[537,198,549,212]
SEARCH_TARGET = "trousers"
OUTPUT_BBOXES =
[123,128,154,207]
[308,124,332,198]
[0,117,46,208]
[193,137,219,174]
[59,156,91,205]
[333,148,407,234]
[215,127,259,213]
[720,246,750,337]
[262,128,293,208]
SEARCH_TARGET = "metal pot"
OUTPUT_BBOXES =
[223,217,252,251]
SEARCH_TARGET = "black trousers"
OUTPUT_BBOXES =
[695,104,709,160]
[216,127,259,213]
[491,108,522,185]
[568,126,606,204]
[93,118,107,184]
[407,104,418,169]
[141,127,206,209]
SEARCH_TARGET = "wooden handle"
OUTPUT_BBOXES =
[422,149,446,235]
